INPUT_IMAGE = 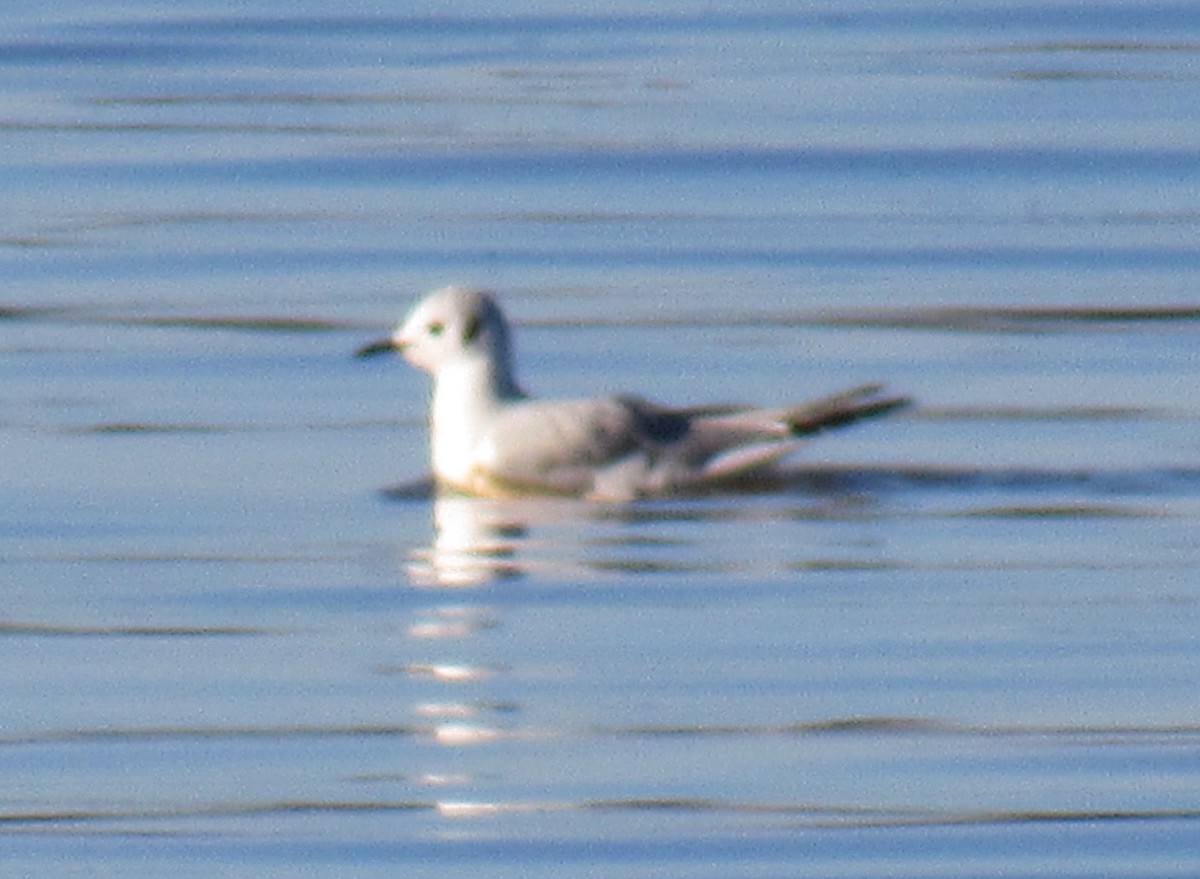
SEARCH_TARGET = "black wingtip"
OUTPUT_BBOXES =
[787,389,913,437]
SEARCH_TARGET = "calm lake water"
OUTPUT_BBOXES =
[4,2,1200,876]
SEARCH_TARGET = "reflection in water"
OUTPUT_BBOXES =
[402,489,788,585]
[400,470,926,587]
[405,493,605,586]
[391,590,509,813]
[395,493,631,820]
[384,475,1199,828]
[392,497,534,816]
[395,463,1197,587]
[403,480,875,586]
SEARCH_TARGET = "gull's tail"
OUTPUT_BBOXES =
[678,384,912,490]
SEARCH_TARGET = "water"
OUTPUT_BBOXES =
[4,2,1200,875]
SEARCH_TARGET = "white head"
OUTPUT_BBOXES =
[357,286,522,396]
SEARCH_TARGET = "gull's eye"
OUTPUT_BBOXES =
[428,321,445,337]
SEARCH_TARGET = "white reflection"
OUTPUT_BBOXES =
[406,619,478,639]
[403,662,495,682]
[399,480,857,587]
[406,493,601,586]
[406,606,498,639]
[433,723,503,746]
[436,801,503,818]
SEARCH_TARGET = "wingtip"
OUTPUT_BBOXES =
[862,393,914,419]
[785,386,914,436]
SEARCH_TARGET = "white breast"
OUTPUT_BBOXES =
[428,361,497,487]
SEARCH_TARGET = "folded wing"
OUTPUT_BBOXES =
[472,384,909,499]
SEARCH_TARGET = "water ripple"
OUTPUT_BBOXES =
[0,621,270,637]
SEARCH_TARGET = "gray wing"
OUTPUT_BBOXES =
[477,395,691,495]
[477,385,909,498]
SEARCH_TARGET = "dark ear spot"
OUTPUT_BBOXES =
[463,313,482,343]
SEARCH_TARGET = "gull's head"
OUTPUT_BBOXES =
[356,286,515,378]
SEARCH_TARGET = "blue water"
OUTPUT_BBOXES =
[4,2,1200,876]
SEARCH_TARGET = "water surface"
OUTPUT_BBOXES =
[3,2,1200,876]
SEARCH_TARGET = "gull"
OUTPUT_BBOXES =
[357,286,909,501]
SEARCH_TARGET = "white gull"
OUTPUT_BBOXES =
[357,286,909,501]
